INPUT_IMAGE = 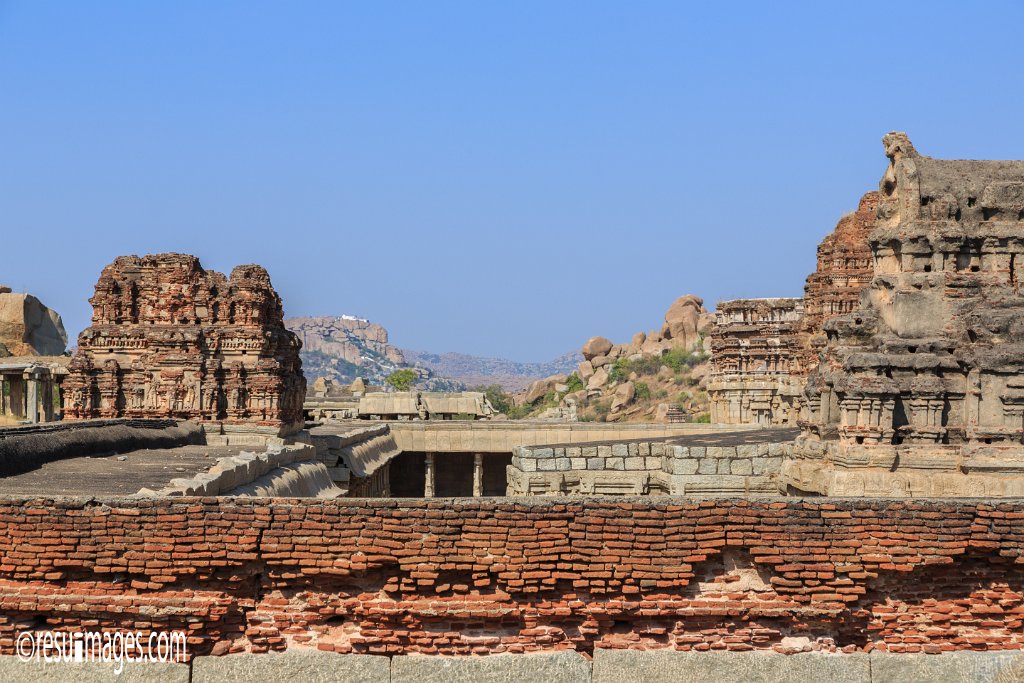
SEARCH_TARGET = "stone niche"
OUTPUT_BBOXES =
[62,254,305,435]
[707,298,805,426]
[786,133,1024,497]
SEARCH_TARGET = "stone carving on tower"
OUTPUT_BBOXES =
[62,254,305,435]
[785,133,1024,496]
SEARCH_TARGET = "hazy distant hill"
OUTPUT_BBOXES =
[286,315,463,391]
[401,349,582,392]
[286,314,579,393]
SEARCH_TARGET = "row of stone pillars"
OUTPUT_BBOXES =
[422,452,485,497]
[0,372,44,423]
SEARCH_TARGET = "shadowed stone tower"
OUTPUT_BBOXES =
[785,133,1024,496]
[63,253,305,435]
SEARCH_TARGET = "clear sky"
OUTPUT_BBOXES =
[3,2,1024,362]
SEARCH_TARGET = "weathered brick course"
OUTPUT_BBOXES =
[0,497,1021,659]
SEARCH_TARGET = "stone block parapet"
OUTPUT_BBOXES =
[509,440,791,495]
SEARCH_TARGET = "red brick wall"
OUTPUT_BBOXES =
[0,498,1022,658]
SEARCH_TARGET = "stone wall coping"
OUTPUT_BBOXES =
[2,650,1023,683]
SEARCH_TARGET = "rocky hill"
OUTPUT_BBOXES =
[401,349,581,392]
[285,315,463,391]
[514,295,715,423]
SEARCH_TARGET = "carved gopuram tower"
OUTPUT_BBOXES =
[63,253,306,435]
[785,133,1024,496]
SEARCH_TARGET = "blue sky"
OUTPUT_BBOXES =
[3,1,1024,361]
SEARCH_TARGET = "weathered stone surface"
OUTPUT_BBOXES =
[791,133,1024,497]
[592,650,870,683]
[610,381,635,412]
[587,366,609,390]
[868,651,1024,683]
[391,651,591,683]
[524,374,566,404]
[193,651,389,683]
[577,360,595,380]
[628,331,647,354]
[0,291,67,357]
[663,294,712,351]
[62,254,305,434]
[796,191,878,376]
[582,336,614,360]
[0,656,189,682]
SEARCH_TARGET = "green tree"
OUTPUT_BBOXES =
[477,384,513,414]
[634,382,651,400]
[386,369,418,391]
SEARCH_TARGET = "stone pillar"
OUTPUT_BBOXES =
[25,373,39,424]
[473,453,484,497]
[424,452,435,498]
[9,377,24,419]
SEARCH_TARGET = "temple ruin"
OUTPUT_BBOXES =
[707,298,805,426]
[795,191,878,374]
[786,132,1024,496]
[62,254,306,435]
[706,191,879,428]
[6,135,1024,679]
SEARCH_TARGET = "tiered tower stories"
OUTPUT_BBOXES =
[707,298,805,426]
[63,254,305,435]
[786,133,1024,496]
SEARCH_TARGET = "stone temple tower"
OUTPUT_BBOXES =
[785,133,1024,497]
[62,253,306,436]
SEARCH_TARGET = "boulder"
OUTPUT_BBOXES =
[654,403,671,422]
[563,389,587,406]
[524,374,565,404]
[641,337,669,356]
[610,381,635,412]
[628,332,647,355]
[591,354,610,368]
[350,377,366,395]
[608,344,625,359]
[581,336,613,360]
[577,360,595,380]
[587,367,609,390]
[690,363,711,385]
[663,294,706,351]
[0,291,67,357]
[692,360,708,387]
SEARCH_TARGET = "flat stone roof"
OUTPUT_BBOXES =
[0,443,247,497]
